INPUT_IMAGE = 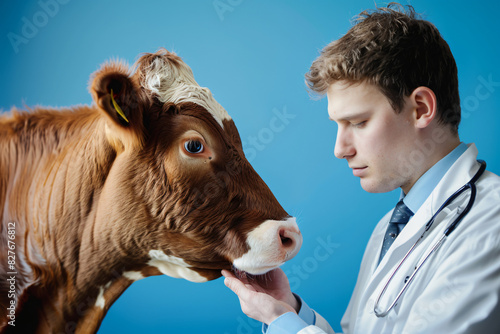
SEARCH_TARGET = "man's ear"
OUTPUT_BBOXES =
[411,86,437,129]
[90,61,144,151]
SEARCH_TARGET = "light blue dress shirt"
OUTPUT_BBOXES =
[263,143,469,333]
[263,294,315,333]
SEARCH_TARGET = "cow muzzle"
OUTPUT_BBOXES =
[232,217,302,275]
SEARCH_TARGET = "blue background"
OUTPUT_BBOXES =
[1,1,499,333]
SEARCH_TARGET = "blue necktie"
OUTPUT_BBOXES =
[378,200,414,264]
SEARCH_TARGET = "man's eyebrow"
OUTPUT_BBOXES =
[329,110,371,122]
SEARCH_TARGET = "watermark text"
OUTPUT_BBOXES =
[6,221,17,327]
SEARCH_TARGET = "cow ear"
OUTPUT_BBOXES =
[90,61,144,151]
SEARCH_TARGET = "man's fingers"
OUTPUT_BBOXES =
[222,270,294,324]
[221,269,235,278]
[224,277,247,297]
[222,270,248,297]
[222,270,256,290]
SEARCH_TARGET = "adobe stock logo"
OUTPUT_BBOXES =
[462,74,500,117]
[285,235,340,291]
[7,0,70,54]
[213,0,244,21]
[242,106,296,162]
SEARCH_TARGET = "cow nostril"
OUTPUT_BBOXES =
[280,235,293,248]
[279,229,294,248]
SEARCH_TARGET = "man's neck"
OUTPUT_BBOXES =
[402,140,467,214]
[401,135,461,195]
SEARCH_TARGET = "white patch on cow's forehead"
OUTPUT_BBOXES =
[148,249,207,283]
[95,281,112,309]
[123,271,145,282]
[143,57,231,128]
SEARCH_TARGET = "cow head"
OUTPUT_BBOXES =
[89,49,302,282]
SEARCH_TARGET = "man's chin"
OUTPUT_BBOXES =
[360,179,399,193]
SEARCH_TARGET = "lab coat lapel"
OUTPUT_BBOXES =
[343,211,390,330]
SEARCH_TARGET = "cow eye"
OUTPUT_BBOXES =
[184,140,204,154]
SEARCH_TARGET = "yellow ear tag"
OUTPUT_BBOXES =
[110,89,129,124]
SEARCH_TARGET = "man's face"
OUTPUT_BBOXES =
[328,81,419,193]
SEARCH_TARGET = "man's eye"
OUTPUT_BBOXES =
[354,121,367,128]
[184,140,204,153]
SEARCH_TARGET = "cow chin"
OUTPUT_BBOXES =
[231,217,302,275]
[146,250,235,283]
[147,249,213,283]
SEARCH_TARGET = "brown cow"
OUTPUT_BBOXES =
[0,49,302,333]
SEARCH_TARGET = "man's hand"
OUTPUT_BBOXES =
[222,268,299,325]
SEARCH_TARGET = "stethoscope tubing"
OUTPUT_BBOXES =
[374,160,486,318]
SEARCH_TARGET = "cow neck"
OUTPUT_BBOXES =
[0,106,143,333]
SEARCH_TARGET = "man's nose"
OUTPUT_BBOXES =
[334,128,355,159]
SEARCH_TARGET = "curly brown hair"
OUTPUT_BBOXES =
[306,3,460,133]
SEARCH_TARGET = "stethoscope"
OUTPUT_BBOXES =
[374,160,487,318]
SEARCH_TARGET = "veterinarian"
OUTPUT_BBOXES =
[222,3,500,333]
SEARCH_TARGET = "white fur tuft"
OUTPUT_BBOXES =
[142,56,231,128]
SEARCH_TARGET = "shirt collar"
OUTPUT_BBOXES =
[402,142,468,214]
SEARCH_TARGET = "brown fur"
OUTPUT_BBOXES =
[0,50,289,333]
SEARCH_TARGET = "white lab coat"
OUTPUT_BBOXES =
[300,144,500,334]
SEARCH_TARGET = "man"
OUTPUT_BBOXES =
[222,3,500,334]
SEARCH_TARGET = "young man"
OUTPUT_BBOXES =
[222,4,500,334]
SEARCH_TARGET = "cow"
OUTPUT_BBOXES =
[0,49,302,333]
